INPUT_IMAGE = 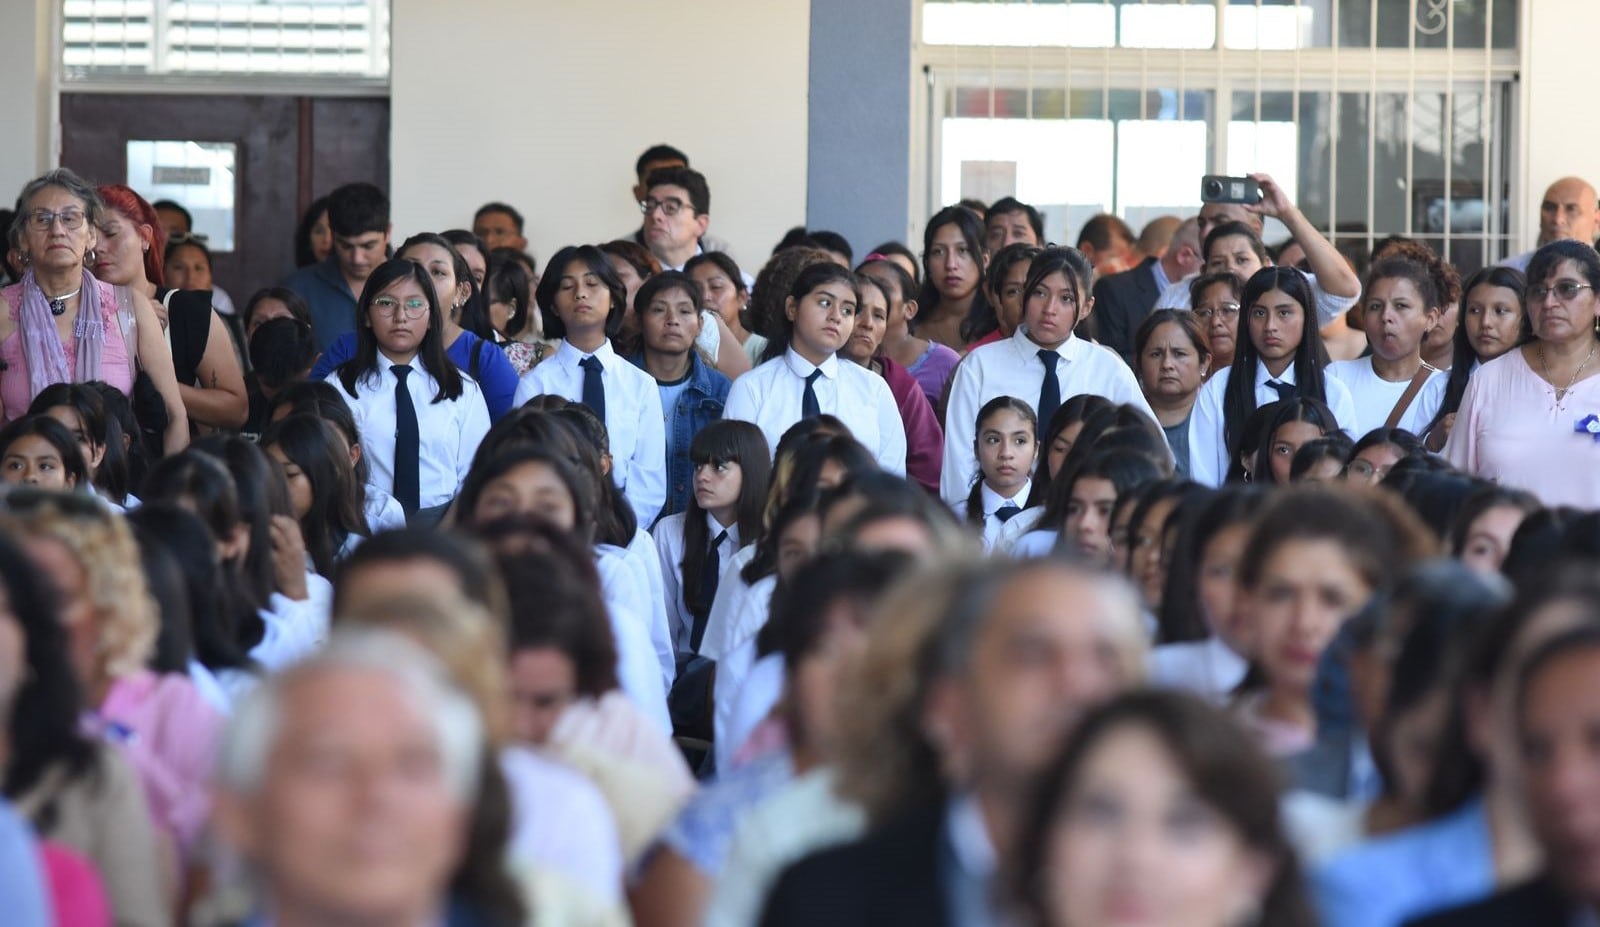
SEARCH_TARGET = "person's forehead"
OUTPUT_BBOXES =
[983,570,1109,637]
[275,667,431,741]
[648,182,692,202]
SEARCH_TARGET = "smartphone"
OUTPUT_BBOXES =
[1200,175,1263,205]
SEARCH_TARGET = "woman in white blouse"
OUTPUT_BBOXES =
[1326,257,1450,436]
[329,259,489,526]
[724,262,907,474]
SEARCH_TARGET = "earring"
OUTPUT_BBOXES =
[83,249,97,266]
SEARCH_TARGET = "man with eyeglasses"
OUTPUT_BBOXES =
[637,166,717,272]
[1504,176,1600,273]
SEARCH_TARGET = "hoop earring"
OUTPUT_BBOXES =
[83,249,97,266]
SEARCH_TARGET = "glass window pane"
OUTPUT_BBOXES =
[941,117,1116,240]
[922,1,1116,47]
[1120,4,1217,50]
[126,140,237,252]
[1118,120,1209,231]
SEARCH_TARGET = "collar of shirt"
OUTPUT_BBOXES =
[706,510,741,548]
[555,337,619,371]
[1012,325,1085,364]
[1150,257,1171,292]
[375,350,432,380]
[1254,361,1299,389]
[945,791,999,884]
[783,347,839,381]
[980,480,1030,517]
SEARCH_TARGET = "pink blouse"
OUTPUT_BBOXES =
[1444,348,1600,509]
[0,279,134,421]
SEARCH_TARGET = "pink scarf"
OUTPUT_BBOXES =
[18,268,104,402]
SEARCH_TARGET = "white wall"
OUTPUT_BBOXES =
[1518,0,1600,252]
[0,0,56,203]
[390,0,810,273]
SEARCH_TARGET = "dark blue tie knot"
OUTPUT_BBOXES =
[392,363,413,380]
[1036,349,1059,370]
[995,503,1022,523]
[579,355,603,373]
[805,369,824,384]
[1266,378,1297,402]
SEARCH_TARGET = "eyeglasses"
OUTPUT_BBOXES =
[639,197,691,217]
[1193,303,1242,321]
[1344,459,1390,481]
[371,296,430,320]
[1528,281,1595,303]
[26,208,87,232]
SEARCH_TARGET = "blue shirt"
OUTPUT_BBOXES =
[281,256,359,351]
[311,330,519,421]
[0,799,50,927]
[1313,797,1494,927]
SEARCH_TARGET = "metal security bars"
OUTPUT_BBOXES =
[62,0,390,85]
[914,0,1518,271]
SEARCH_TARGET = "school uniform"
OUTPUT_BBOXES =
[514,339,667,528]
[723,348,907,474]
[626,526,677,691]
[652,511,743,654]
[595,544,673,734]
[952,480,1032,552]
[941,326,1157,505]
[328,354,491,522]
[1186,362,1359,488]
[1325,358,1448,437]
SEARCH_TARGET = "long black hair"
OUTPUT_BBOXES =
[965,242,1041,343]
[260,414,369,577]
[965,396,1037,523]
[486,251,536,339]
[440,229,497,344]
[126,503,255,675]
[1429,265,1530,431]
[0,415,88,489]
[293,196,330,268]
[195,435,295,643]
[28,383,128,503]
[0,530,98,799]
[1044,447,1165,541]
[1250,398,1341,485]
[1156,486,1267,644]
[919,206,989,344]
[337,259,465,404]
[1222,267,1331,460]
[681,421,771,617]
[741,434,875,585]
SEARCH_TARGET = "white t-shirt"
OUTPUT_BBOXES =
[1325,358,1449,437]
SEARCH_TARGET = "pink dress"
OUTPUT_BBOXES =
[0,280,134,421]
[90,670,224,860]
[1444,348,1600,509]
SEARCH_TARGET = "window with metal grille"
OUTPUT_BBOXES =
[916,0,1518,271]
[62,0,390,84]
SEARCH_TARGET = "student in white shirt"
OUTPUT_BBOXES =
[956,396,1037,551]
[456,442,671,731]
[724,262,907,474]
[264,381,409,536]
[653,420,772,658]
[1326,257,1450,436]
[1188,267,1358,487]
[513,244,667,527]
[941,246,1156,505]
[328,259,490,526]
[259,413,369,576]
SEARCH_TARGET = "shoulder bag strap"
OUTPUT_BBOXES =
[1383,365,1435,430]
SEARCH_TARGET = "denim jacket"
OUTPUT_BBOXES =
[629,351,731,521]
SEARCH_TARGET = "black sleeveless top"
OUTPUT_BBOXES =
[155,288,214,386]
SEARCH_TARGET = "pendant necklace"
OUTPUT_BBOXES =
[45,288,81,317]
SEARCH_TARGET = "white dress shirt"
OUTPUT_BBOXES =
[328,354,490,510]
[625,526,676,689]
[1186,361,1359,487]
[362,484,407,534]
[513,338,667,527]
[1155,268,1357,329]
[652,511,742,653]
[595,544,672,733]
[1325,358,1448,437]
[723,348,907,474]
[499,745,624,902]
[251,573,333,671]
[942,327,1157,505]
[950,480,1032,551]
[698,544,758,664]
[712,575,776,769]
[1148,636,1249,705]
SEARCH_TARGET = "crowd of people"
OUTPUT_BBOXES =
[0,141,1598,927]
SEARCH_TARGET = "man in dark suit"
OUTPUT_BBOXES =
[1404,625,1600,927]
[757,561,1148,927]
[1091,216,1202,365]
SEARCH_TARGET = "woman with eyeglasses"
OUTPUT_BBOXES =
[1444,240,1600,507]
[329,259,491,527]
[1190,271,1243,377]
[0,169,188,453]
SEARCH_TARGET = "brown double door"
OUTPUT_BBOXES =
[60,93,389,301]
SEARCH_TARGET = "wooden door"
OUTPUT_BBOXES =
[60,93,389,301]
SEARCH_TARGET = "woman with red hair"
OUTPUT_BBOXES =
[94,185,247,430]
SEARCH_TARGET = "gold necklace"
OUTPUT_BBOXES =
[1538,340,1598,403]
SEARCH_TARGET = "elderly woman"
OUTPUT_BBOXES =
[1445,239,1600,507]
[94,184,248,430]
[1,170,188,453]
[11,490,224,871]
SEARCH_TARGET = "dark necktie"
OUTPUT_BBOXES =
[580,355,606,422]
[802,368,823,420]
[1266,379,1298,402]
[391,364,420,515]
[995,503,1021,523]
[690,529,728,652]
[1037,349,1061,436]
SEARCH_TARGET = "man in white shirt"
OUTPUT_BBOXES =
[1504,176,1599,272]
[941,248,1156,505]
[1155,172,1362,329]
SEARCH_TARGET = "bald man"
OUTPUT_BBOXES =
[1093,216,1204,363]
[1506,176,1599,272]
